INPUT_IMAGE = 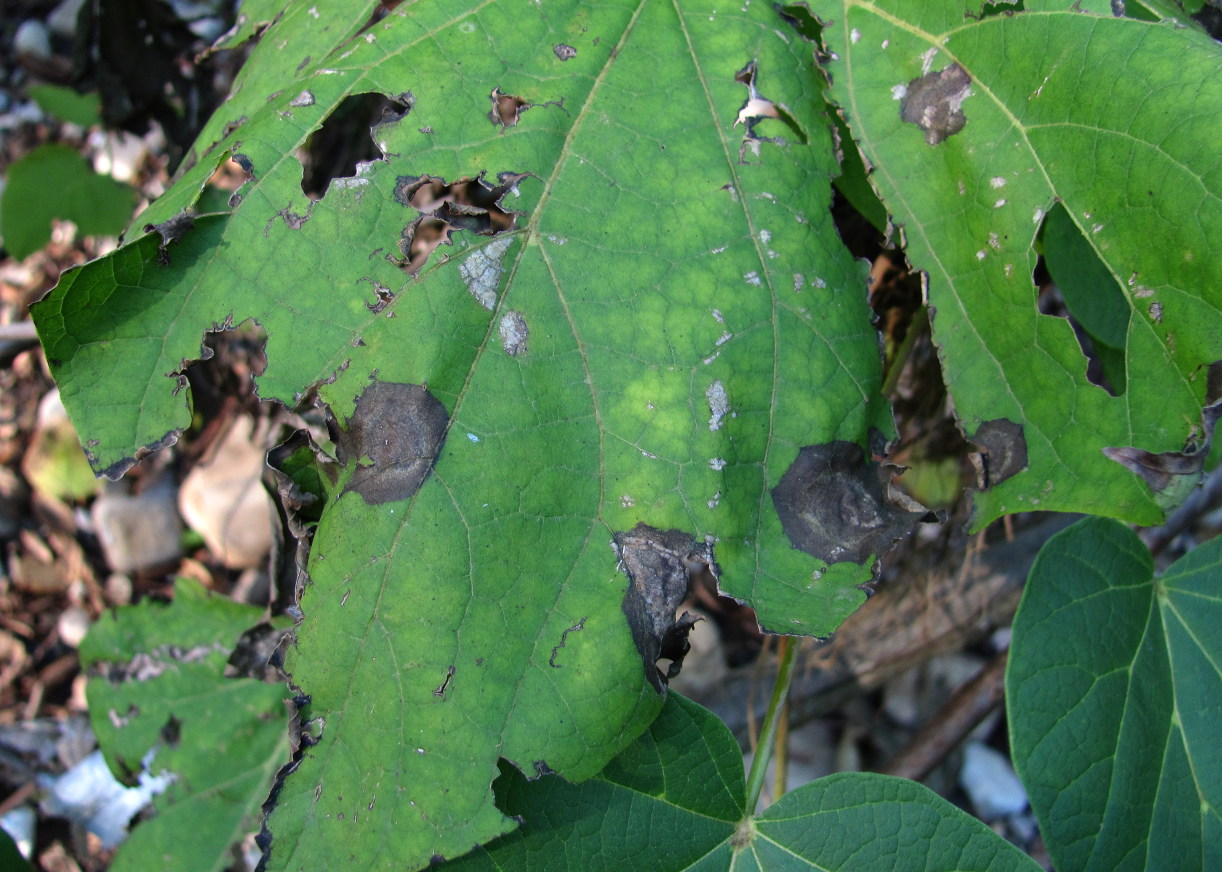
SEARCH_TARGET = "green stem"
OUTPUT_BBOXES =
[743,635,799,813]
[880,304,930,398]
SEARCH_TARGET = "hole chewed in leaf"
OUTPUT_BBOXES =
[771,441,931,565]
[612,524,714,694]
[334,381,448,505]
[900,63,972,146]
[1104,396,1221,509]
[298,91,412,198]
[775,3,823,41]
[488,87,530,129]
[734,60,807,162]
[968,419,1028,489]
[393,172,526,275]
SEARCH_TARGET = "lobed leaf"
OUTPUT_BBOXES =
[444,693,1043,871]
[33,1,915,867]
[811,0,1222,527]
[1007,517,1222,872]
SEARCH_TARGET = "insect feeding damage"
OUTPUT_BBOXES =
[394,172,526,275]
[334,381,449,505]
[144,212,196,266]
[900,63,972,146]
[734,60,807,162]
[488,88,530,129]
[613,524,714,694]
[771,441,932,566]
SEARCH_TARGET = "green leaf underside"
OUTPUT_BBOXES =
[443,693,1041,871]
[1007,518,1222,872]
[812,1,1222,527]
[80,580,290,872]
[35,1,899,868]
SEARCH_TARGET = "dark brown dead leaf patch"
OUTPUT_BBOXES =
[334,381,448,505]
[771,441,930,565]
[613,524,713,694]
[900,63,972,146]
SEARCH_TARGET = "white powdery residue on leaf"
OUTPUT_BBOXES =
[987,232,1001,251]
[709,457,727,471]
[706,381,730,431]
[467,433,479,443]
[759,229,772,244]
[891,84,908,101]
[976,250,986,261]
[993,199,1006,209]
[620,494,634,508]
[793,273,804,292]
[498,310,529,356]
[920,46,938,74]
[715,331,732,347]
[882,38,890,49]
[744,271,762,286]
[850,28,861,43]
[290,90,315,107]
[1033,208,1045,225]
[459,236,514,310]
[707,491,721,509]
[1092,224,1104,234]
[547,235,567,245]
[711,245,728,254]
[813,276,827,289]
[712,308,725,323]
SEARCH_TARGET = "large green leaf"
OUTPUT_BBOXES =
[1007,518,1222,872]
[444,692,1042,871]
[810,0,1222,526]
[81,579,291,872]
[33,2,916,868]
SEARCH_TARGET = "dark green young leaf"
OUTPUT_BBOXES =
[444,693,1042,872]
[1008,518,1222,872]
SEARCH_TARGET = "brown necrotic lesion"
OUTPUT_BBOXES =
[899,64,972,146]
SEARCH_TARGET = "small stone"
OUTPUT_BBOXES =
[14,20,52,61]
[960,741,1028,820]
[92,476,182,573]
[57,606,90,648]
[179,416,273,569]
